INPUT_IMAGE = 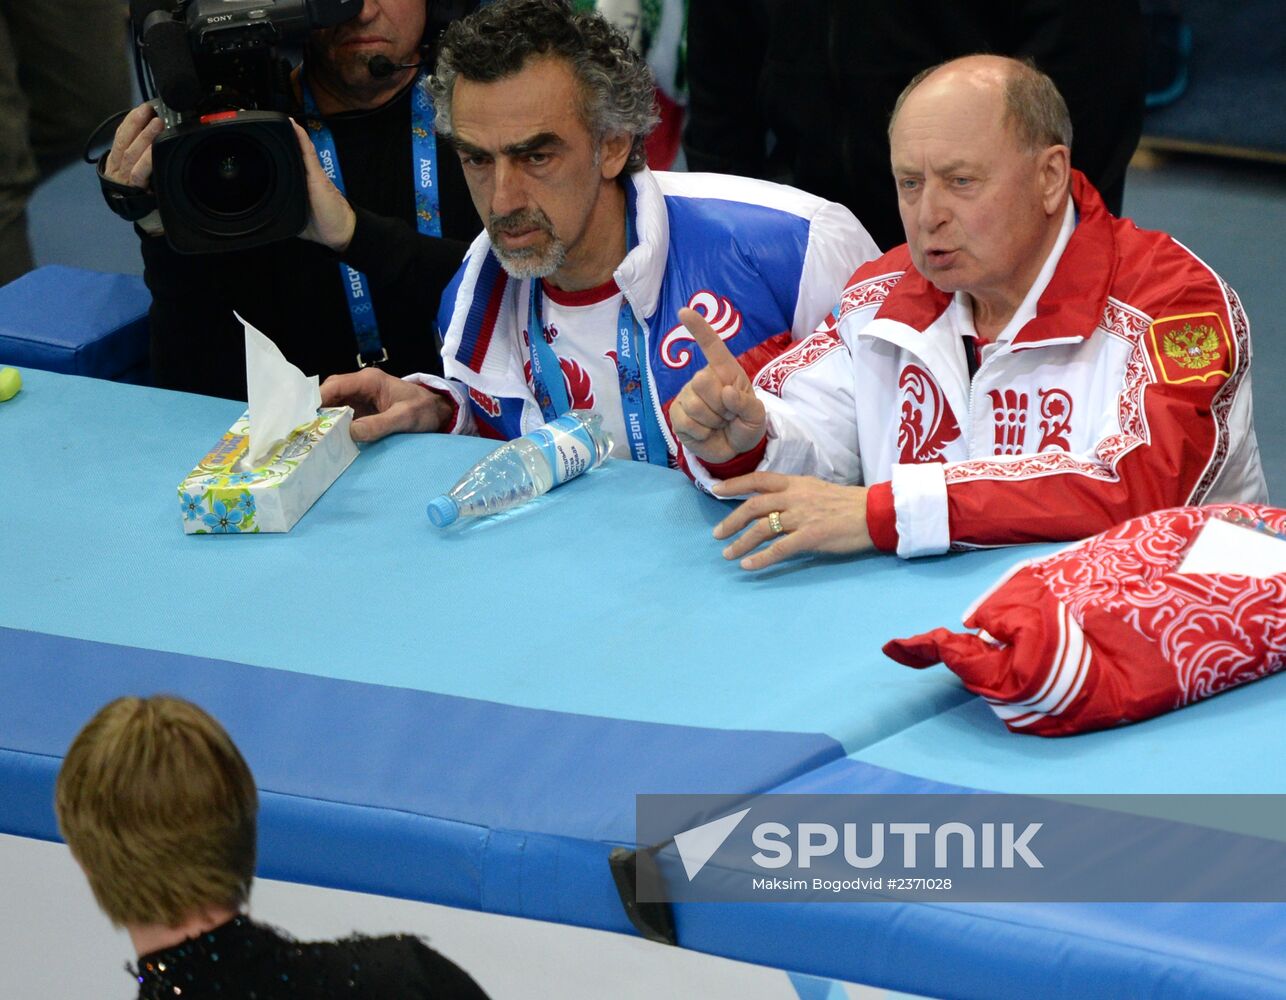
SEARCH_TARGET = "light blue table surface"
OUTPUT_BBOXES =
[2,368,1050,753]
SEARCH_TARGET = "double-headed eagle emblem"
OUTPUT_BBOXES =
[1162,322,1222,370]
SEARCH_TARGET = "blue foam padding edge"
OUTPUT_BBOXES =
[9,744,630,930]
[0,265,149,378]
[14,628,1284,997]
[676,897,1286,1000]
[1,625,842,932]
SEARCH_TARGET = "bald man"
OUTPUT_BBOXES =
[671,55,1267,569]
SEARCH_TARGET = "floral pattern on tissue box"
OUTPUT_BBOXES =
[177,409,348,534]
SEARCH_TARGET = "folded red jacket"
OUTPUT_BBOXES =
[884,504,1286,737]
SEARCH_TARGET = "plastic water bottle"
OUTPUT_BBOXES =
[427,411,614,527]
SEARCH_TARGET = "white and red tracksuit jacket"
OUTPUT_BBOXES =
[699,173,1268,557]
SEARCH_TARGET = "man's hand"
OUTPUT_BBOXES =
[104,102,163,189]
[669,306,767,464]
[321,368,453,442]
[292,121,357,251]
[103,102,165,235]
[712,471,873,571]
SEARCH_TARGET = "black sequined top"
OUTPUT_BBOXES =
[130,916,489,999]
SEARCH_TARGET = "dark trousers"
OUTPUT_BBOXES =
[0,0,131,285]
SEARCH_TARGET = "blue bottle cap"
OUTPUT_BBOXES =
[426,495,459,527]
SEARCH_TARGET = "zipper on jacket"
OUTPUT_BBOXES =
[966,339,1006,457]
[640,316,675,458]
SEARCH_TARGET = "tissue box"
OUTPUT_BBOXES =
[177,407,358,534]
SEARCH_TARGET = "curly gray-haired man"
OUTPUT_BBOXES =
[429,0,660,175]
[426,0,660,279]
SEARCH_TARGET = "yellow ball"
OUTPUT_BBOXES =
[0,367,20,402]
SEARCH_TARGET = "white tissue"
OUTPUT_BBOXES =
[239,313,321,468]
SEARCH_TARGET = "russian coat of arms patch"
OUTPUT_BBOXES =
[1147,312,1233,385]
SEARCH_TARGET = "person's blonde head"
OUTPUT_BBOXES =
[54,695,257,928]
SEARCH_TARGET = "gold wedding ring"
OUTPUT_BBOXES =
[768,511,785,536]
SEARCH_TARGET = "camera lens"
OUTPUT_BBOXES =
[182,132,274,218]
[153,112,307,251]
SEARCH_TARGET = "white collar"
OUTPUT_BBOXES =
[612,167,668,320]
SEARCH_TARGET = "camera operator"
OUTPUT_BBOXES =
[103,0,483,400]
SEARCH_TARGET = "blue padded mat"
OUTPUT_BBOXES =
[0,368,1044,751]
[2,626,844,927]
[0,265,149,378]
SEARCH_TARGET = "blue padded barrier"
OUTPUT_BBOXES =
[0,265,149,379]
[1,626,843,931]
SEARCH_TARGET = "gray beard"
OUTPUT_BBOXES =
[487,209,568,279]
[491,238,568,280]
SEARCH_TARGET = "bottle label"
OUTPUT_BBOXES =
[529,415,597,486]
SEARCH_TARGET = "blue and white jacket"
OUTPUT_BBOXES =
[414,168,879,464]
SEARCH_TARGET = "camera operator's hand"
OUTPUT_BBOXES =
[292,121,358,253]
[105,102,165,236]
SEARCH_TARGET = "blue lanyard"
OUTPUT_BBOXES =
[525,202,668,465]
[301,72,440,367]
[526,287,570,417]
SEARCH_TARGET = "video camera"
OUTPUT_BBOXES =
[124,0,362,252]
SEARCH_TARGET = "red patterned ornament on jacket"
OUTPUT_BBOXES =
[755,327,843,397]
[468,387,502,418]
[523,357,596,410]
[1037,388,1073,451]
[897,365,961,463]
[988,388,1028,454]
[560,356,595,409]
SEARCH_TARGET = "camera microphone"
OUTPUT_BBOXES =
[129,0,172,32]
[131,0,202,112]
[367,53,427,80]
[145,18,204,111]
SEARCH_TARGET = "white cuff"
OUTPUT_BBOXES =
[891,462,950,558]
[402,373,471,436]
